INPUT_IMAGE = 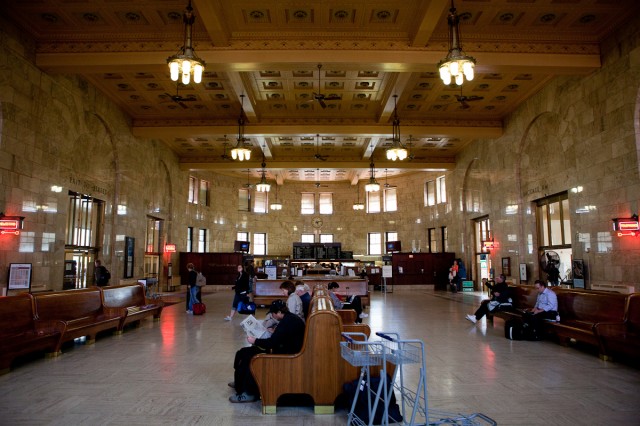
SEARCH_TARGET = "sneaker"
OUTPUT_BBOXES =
[229,392,256,403]
[465,314,477,324]
[359,312,369,318]
[224,316,232,321]
[186,310,193,314]
[227,381,235,389]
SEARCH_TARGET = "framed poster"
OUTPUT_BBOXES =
[519,263,527,282]
[8,263,32,291]
[501,257,511,276]
[572,259,585,289]
[124,236,135,278]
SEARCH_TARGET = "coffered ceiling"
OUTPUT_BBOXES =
[1,0,637,184]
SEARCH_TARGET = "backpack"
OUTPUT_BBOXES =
[196,272,207,287]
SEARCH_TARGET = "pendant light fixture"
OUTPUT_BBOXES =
[365,159,380,192]
[386,95,408,161]
[437,0,476,86]
[255,154,270,193]
[231,95,252,161]
[270,184,282,210]
[352,182,364,210]
[167,0,205,85]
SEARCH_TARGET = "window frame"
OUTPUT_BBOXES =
[366,191,381,213]
[301,193,315,215]
[383,187,398,212]
[368,232,382,255]
[253,232,267,255]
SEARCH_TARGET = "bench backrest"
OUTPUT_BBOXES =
[0,294,35,338]
[101,284,145,308]
[508,285,538,309]
[625,294,640,333]
[554,288,627,323]
[34,288,104,321]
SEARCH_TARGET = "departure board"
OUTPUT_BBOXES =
[292,243,342,260]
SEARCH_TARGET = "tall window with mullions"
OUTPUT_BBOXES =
[66,191,105,249]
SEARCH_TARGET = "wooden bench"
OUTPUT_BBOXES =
[33,287,123,353]
[101,284,164,332]
[550,287,627,348]
[488,285,628,354]
[253,278,370,307]
[250,288,371,414]
[594,293,640,361]
[0,294,66,374]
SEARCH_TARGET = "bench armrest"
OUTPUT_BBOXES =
[34,319,66,334]
[144,297,165,307]
[593,321,626,336]
[103,306,125,317]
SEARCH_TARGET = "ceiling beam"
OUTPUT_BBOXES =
[36,50,601,75]
[192,0,230,47]
[133,123,503,140]
[411,0,451,47]
[179,159,455,172]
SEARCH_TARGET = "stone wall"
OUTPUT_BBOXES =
[0,12,639,292]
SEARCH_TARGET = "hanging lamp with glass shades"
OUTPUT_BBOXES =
[437,0,476,86]
[231,95,252,161]
[166,0,205,85]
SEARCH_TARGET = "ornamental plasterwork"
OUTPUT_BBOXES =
[36,40,599,55]
[133,117,503,128]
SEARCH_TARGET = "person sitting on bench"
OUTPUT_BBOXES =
[228,300,305,403]
[521,280,559,339]
[327,282,367,322]
[466,274,512,324]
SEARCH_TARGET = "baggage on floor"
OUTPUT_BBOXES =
[193,302,206,315]
[505,319,523,340]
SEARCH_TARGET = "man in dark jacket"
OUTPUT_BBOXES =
[465,274,512,324]
[229,299,305,403]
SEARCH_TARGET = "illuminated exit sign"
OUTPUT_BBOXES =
[0,216,24,235]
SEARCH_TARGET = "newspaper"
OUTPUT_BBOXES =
[240,315,268,339]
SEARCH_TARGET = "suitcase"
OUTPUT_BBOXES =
[192,302,206,315]
[505,319,523,340]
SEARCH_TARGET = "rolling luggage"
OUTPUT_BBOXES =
[193,302,206,315]
[505,319,523,340]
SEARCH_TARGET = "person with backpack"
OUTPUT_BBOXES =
[94,259,110,287]
[185,263,199,314]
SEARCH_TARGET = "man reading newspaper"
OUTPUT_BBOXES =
[228,300,305,403]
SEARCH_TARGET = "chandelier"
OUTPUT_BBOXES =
[255,156,270,192]
[437,0,476,86]
[231,95,252,161]
[365,160,380,192]
[167,0,205,85]
[270,184,282,210]
[386,95,408,161]
[353,183,364,210]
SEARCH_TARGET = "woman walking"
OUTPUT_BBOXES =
[225,264,250,321]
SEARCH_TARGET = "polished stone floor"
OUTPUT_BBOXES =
[1,288,639,425]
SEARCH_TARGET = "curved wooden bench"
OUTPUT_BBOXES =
[488,285,629,355]
[33,287,122,353]
[250,288,370,414]
[593,293,640,360]
[0,294,66,374]
[101,284,164,332]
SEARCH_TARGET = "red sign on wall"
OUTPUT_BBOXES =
[165,243,177,253]
[0,217,23,235]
